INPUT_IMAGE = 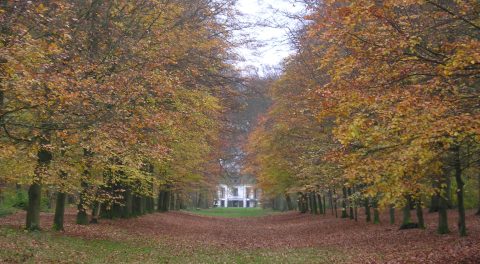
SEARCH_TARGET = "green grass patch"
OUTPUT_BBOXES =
[0,227,348,263]
[0,189,26,217]
[185,207,280,218]
[0,188,56,218]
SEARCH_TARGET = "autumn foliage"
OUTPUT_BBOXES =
[1,0,236,230]
[247,0,480,236]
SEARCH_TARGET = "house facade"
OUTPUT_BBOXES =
[215,184,260,208]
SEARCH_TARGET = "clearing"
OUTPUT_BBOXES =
[184,207,278,218]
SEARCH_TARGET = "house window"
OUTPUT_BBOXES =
[246,187,252,198]
[232,187,238,196]
[220,188,225,198]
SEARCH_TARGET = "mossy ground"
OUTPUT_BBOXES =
[185,207,279,218]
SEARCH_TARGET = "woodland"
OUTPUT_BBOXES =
[1,0,480,263]
[247,0,480,236]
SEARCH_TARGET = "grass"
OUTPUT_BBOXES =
[0,204,18,218]
[0,189,25,217]
[0,227,348,263]
[0,188,54,218]
[185,207,279,218]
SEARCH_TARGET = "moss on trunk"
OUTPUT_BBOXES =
[53,192,66,231]
[122,189,133,218]
[402,203,411,226]
[90,202,100,224]
[27,141,52,231]
[317,193,323,215]
[26,183,41,231]
[341,187,348,218]
[285,193,293,211]
[163,191,170,212]
[311,192,318,215]
[477,172,480,216]
[76,180,89,225]
[133,195,142,216]
[348,188,354,220]
[454,149,467,236]
[438,193,450,234]
[365,198,371,222]
[389,206,395,225]
[416,201,425,229]
[373,208,380,224]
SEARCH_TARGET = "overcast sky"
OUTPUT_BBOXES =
[234,0,304,74]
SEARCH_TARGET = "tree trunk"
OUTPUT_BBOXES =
[100,203,113,219]
[140,196,146,215]
[317,193,323,215]
[145,196,150,213]
[305,193,310,213]
[138,195,146,215]
[285,193,293,211]
[333,190,338,218]
[341,187,348,218]
[438,190,450,234]
[299,193,308,214]
[169,192,175,211]
[26,138,52,230]
[133,195,142,216]
[348,188,354,220]
[90,202,100,224]
[122,189,133,218]
[26,183,42,231]
[46,189,54,210]
[157,191,165,212]
[148,196,155,213]
[365,198,371,222]
[174,193,179,211]
[76,180,89,225]
[112,203,122,218]
[163,191,171,212]
[372,200,380,224]
[322,194,327,215]
[329,190,334,215]
[197,191,203,209]
[176,193,182,210]
[77,149,92,225]
[311,192,318,214]
[402,201,411,226]
[372,199,380,224]
[53,192,66,231]
[416,200,425,229]
[446,177,453,209]
[429,194,439,213]
[389,206,395,225]
[354,202,358,221]
[373,208,380,224]
[454,148,467,236]
[477,172,480,216]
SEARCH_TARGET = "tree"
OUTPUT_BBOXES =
[247,0,479,236]
[1,0,239,230]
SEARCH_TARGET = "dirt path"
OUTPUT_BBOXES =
[1,209,479,263]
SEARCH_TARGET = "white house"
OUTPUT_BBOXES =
[215,184,260,208]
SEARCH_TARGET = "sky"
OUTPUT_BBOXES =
[234,0,305,74]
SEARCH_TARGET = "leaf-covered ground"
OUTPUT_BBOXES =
[0,209,479,263]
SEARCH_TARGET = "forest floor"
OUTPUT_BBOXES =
[0,208,479,263]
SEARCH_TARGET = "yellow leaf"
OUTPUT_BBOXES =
[36,3,47,13]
